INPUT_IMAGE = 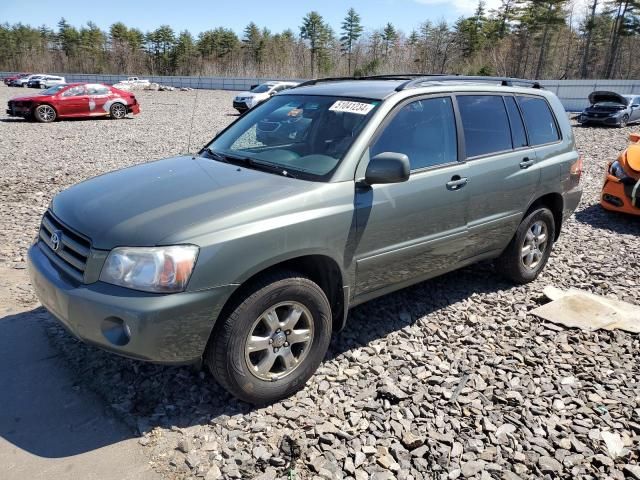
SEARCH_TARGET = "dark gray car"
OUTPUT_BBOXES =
[578,91,640,127]
[28,76,583,404]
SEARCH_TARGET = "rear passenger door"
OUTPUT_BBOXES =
[353,96,469,296]
[459,94,541,258]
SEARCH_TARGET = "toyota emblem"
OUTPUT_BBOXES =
[50,231,62,251]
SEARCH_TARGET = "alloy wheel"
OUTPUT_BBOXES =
[38,105,55,122]
[111,103,127,119]
[521,220,548,270]
[244,301,314,381]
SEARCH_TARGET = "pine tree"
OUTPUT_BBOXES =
[382,23,398,57]
[340,8,364,75]
[300,11,331,77]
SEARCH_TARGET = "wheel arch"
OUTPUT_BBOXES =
[215,253,349,336]
[525,192,563,241]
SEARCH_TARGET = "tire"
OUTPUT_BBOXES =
[205,270,332,404]
[110,102,127,119]
[34,104,57,123]
[620,114,629,128]
[495,207,556,284]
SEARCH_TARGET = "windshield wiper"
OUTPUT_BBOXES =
[204,148,296,178]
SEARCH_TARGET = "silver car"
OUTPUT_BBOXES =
[578,91,640,127]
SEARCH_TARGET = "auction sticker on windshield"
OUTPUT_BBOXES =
[329,100,375,115]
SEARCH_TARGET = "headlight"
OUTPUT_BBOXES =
[100,245,199,293]
[609,160,627,179]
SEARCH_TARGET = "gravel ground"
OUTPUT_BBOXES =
[1,85,639,480]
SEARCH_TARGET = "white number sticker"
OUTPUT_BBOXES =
[329,100,375,115]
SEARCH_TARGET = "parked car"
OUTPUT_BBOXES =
[578,91,640,127]
[601,132,640,215]
[10,74,38,87]
[27,76,582,404]
[31,75,66,89]
[4,72,32,86]
[27,75,46,88]
[6,83,140,122]
[118,76,151,86]
[233,81,299,113]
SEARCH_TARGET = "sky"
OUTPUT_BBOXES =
[0,0,503,37]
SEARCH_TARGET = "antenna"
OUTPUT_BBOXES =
[187,58,204,156]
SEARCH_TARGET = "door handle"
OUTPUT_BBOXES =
[446,175,469,191]
[520,157,535,169]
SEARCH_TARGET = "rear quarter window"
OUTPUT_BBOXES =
[517,96,560,146]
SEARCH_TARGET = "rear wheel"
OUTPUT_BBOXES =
[495,207,555,284]
[205,270,332,404]
[110,102,127,119]
[34,104,56,123]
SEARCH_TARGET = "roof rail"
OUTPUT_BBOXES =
[395,76,542,91]
[294,73,448,88]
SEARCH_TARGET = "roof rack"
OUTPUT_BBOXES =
[293,74,542,91]
[395,76,542,91]
[294,73,448,88]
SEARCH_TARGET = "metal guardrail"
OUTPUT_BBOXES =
[2,72,639,111]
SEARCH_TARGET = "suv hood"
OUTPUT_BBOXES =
[51,156,318,250]
[589,91,628,106]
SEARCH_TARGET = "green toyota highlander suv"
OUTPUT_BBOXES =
[28,75,582,404]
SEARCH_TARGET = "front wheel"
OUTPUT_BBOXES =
[495,207,555,284]
[205,270,332,404]
[620,114,629,128]
[34,104,57,123]
[110,102,127,119]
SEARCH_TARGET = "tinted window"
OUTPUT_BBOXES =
[504,96,528,148]
[458,95,512,158]
[371,97,457,170]
[517,96,560,146]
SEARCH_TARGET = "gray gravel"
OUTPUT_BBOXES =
[1,85,639,479]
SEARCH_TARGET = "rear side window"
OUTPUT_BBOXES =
[504,96,528,148]
[457,95,512,158]
[371,97,458,170]
[517,96,560,146]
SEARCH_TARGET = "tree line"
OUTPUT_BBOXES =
[1,1,640,80]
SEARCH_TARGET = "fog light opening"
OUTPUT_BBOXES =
[603,194,624,207]
[101,317,131,346]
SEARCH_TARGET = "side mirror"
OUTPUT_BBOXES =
[364,152,410,185]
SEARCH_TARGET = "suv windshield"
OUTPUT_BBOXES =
[250,84,273,93]
[41,85,67,95]
[205,95,380,181]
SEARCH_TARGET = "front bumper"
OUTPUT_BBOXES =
[601,176,640,215]
[578,114,624,126]
[233,101,250,112]
[6,104,31,117]
[28,242,236,364]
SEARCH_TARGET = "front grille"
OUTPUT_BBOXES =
[39,211,91,282]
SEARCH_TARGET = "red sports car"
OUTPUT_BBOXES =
[6,83,141,122]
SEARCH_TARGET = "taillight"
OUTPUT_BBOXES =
[570,155,583,181]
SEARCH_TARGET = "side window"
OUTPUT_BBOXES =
[62,86,86,97]
[504,96,528,148]
[371,97,457,170]
[517,96,560,146]
[457,95,512,158]
[87,84,109,95]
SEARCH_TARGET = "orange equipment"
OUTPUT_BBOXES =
[601,133,640,215]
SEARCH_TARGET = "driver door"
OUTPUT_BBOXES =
[353,96,469,297]
[58,85,88,116]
